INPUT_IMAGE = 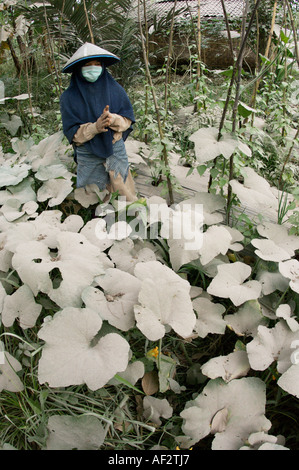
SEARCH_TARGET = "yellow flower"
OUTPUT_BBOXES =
[147,346,159,359]
[175,446,193,450]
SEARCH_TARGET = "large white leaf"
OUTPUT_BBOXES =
[12,231,106,307]
[134,261,196,341]
[251,238,291,262]
[257,222,299,258]
[0,114,22,136]
[246,321,299,373]
[177,192,226,226]
[25,132,64,171]
[82,268,141,331]
[0,342,24,392]
[2,284,42,329]
[35,163,74,181]
[229,167,278,217]
[74,184,108,208]
[277,363,299,399]
[224,300,269,337]
[0,163,30,187]
[193,296,226,338]
[179,377,271,450]
[0,177,36,205]
[257,270,289,295]
[199,225,233,265]
[37,178,73,207]
[5,210,83,253]
[38,307,130,390]
[207,262,262,306]
[189,127,239,163]
[143,396,173,426]
[109,238,157,274]
[201,350,251,382]
[45,415,107,450]
[279,259,299,294]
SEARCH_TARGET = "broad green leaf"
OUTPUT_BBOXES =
[238,101,257,118]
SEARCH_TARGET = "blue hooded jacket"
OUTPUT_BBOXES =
[60,64,135,159]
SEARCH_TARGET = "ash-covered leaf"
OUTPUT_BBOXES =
[37,178,73,207]
[201,350,251,382]
[246,321,299,374]
[193,296,226,338]
[0,341,24,392]
[143,396,173,426]
[0,163,31,188]
[189,127,239,163]
[224,300,269,337]
[82,268,141,331]
[2,284,42,329]
[38,307,130,390]
[45,415,107,450]
[279,259,299,294]
[179,377,271,450]
[134,261,196,341]
[207,262,262,306]
[12,231,106,307]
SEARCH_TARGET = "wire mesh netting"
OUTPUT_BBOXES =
[150,0,246,20]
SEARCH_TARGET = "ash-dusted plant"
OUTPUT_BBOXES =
[0,128,298,451]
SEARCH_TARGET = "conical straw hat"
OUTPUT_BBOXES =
[62,42,120,73]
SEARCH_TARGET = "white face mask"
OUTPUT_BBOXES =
[82,65,103,82]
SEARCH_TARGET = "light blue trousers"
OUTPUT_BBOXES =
[76,138,130,190]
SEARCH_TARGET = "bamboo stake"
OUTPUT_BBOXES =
[43,0,62,96]
[164,0,177,114]
[137,0,174,206]
[143,0,149,144]
[208,0,262,208]
[83,0,94,44]
[249,0,277,112]
[265,0,278,59]
[193,0,201,112]
[284,0,299,67]
[220,0,235,63]
[225,0,251,222]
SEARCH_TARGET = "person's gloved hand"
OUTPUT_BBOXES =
[96,105,113,133]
